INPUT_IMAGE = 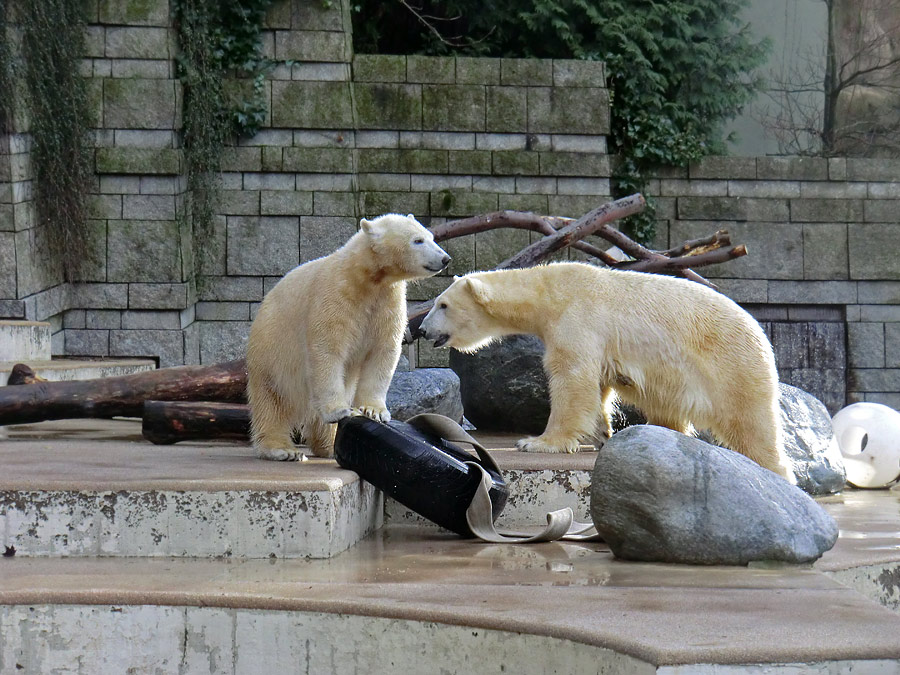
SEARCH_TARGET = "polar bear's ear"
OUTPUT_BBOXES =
[407,213,415,219]
[360,217,381,237]
[464,277,490,305]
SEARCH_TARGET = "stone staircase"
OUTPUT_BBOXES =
[0,320,155,385]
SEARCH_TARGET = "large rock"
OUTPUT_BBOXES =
[779,383,847,494]
[387,363,464,423]
[449,335,549,433]
[590,425,839,565]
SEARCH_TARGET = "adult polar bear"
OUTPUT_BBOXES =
[247,213,450,460]
[420,262,794,480]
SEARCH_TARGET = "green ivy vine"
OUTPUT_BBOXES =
[8,0,93,280]
[173,0,276,251]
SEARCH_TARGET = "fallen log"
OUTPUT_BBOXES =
[0,360,247,427]
[142,400,250,445]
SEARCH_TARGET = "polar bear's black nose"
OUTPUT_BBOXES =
[441,255,451,267]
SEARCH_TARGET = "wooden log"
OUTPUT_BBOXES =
[0,360,247,427]
[142,400,250,445]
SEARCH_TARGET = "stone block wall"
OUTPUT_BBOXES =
[648,156,900,409]
[2,0,900,410]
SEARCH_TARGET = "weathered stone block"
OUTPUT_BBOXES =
[539,152,609,177]
[498,193,550,213]
[411,175,472,191]
[407,56,455,83]
[557,177,609,195]
[472,228,529,270]
[552,60,605,87]
[88,194,122,220]
[803,223,848,280]
[728,181,800,199]
[362,191,429,217]
[100,176,141,194]
[353,55,406,83]
[242,173,295,191]
[108,220,183,282]
[122,195,176,220]
[828,158,847,181]
[848,322,885,368]
[800,182,868,199]
[196,302,250,321]
[485,86,527,133]
[473,176,515,193]
[219,190,260,216]
[768,281,859,304]
[448,150,491,175]
[527,87,610,134]
[860,305,900,321]
[198,321,251,364]
[359,149,447,174]
[866,183,900,199]
[492,151,539,176]
[790,199,864,223]
[96,148,181,175]
[808,322,845,369]
[772,322,809,368]
[845,158,900,181]
[15,227,65,297]
[885,324,900,368]
[282,147,353,173]
[110,328,184,367]
[128,283,190,309]
[863,199,900,222]
[355,83,422,130]
[292,0,344,31]
[70,283,129,310]
[275,30,349,62]
[227,216,299,275]
[104,78,176,129]
[430,190,498,217]
[300,216,356,262]
[261,147,282,172]
[0,232,16,298]
[105,26,169,59]
[313,191,356,216]
[757,157,828,181]
[515,176,556,194]
[84,26,106,58]
[64,310,86,329]
[121,310,182,330]
[260,190,313,216]
[271,81,354,128]
[677,196,788,221]
[199,276,263,302]
[849,224,900,280]
[689,157,757,180]
[456,57,500,85]
[849,368,900,392]
[99,0,169,26]
[219,147,262,172]
[65,329,109,356]
[858,282,900,304]
[501,59,552,86]
[111,59,171,78]
[423,85,485,131]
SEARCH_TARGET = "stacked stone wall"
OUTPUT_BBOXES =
[1,0,899,408]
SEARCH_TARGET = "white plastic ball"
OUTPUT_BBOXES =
[832,402,900,489]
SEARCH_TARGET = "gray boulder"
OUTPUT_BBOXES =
[387,366,464,423]
[449,334,549,433]
[779,383,846,494]
[590,425,839,565]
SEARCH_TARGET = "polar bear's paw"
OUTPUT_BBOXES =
[323,407,355,423]
[516,436,581,454]
[257,446,308,462]
[359,405,391,423]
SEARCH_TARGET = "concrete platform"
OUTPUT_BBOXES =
[0,357,155,385]
[1,499,899,672]
[0,321,50,362]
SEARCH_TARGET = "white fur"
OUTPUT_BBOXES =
[247,213,449,460]
[421,262,794,480]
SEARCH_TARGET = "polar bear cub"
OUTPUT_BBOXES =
[420,262,794,480]
[247,213,450,461]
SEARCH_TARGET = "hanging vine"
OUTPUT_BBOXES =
[173,0,276,254]
[0,0,14,133]
[10,0,93,279]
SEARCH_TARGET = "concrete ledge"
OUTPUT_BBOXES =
[0,321,51,362]
[0,357,155,385]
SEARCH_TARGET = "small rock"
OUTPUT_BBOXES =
[590,425,839,565]
[387,367,464,423]
[779,383,847,494]
[449,334,549,433]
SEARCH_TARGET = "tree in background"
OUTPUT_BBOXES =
[353,0,769,241]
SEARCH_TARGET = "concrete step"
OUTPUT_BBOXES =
[0,421,594,558]
[0,320,51,362]
[0,357,156,385]
[1,496,900,674]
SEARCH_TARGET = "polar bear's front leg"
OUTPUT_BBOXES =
[308,351,355,424]
[352,344,400,424]
[517,357,601,454]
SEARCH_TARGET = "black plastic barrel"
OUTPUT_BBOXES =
[334,416,508,537]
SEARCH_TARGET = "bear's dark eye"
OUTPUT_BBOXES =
[414,238,424,244]
[439,302,447,309]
